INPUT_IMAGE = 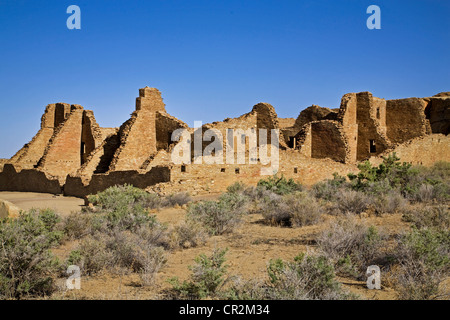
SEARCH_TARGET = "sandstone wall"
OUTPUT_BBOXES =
[8,103,71,169]
[370,134,450,167]
[386,98,429,144]
[426,96,450,134]
[0,164,62,194]
[64,166,170,198]
[37,105,84,182]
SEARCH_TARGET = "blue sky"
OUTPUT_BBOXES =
[0,0,449,158]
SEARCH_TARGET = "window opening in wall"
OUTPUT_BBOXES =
[294,167,298,173]
[376,108,380,119]
[369,140,376,153]
[235,168,240,174]
[221,168,226,173]
[181,165,186,172]
[288,136,296,148]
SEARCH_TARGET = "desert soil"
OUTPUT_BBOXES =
[0,191,415,300]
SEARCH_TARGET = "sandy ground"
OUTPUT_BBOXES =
[52,206,412,300]
[0,191,85,216]
[0,191,430,300]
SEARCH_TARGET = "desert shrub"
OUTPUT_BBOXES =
[163,192,191,207]
[107,229,167,285]
[68,227,168,285]
[259,192,290,225]
[63,211,94,240]
[285,193,323,227]
[328,190,371,215]
[348,153,414,192]
[311,173,349,201]
[393,228,450,299]
[317,218,387,279]
[0,210,62,299]
[371,192,408,215]
[168,248,230,299]
[88,184,161,210]
[257,175,303,195]
[265,253,353,300]
[226,181,246,194]
[86,185,160,232]
[68,234,114,275]
[186,195,247,235]
[171,220,209,249]
[402,205,450,230]
[259,192,323,227]
[407,182,450,203]
[224,277,268,300]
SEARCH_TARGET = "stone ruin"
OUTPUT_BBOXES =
[0,87,449,197]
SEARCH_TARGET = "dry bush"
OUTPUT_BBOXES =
[265,253,355,300]
[317,217,387,279]
[63,211,94,240]
[259,192,290,225]
[285,193,323,227]
[186,194,247,235]
[402,205,450,230]
[171,220,209,249]
[372,192,408,215]
[328,190,371,215]
[163,192,192,207]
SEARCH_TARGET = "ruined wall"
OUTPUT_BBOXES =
[37,105,84,182]
[294,121,348,163]
[386,98,429,144]
[64,166,170,198]
[350,92,391,161]
[0,164,62,194]
[426,95,450,135]
[8,103,71,169]
[337,94,358,163]
[109,88,166,171]
[155,111,189,151]
[160,150,358,195]
[75,130,121,182]
[310,121,347,162]
[81,110,104,164]
[370,134,450,167]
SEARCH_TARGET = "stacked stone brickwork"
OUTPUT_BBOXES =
[0,87,448,197]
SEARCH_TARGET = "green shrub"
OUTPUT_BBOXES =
[0,210,62,299]
[168,248,229,299]
[87,185,160,232]
[394,227,450,299]
[187,195,247,235]
[257,175,303,195]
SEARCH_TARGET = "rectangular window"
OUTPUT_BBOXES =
[235,168,240,174]
[221,168,225,173]
[369,140,376,153]
[181,165,186,172]
[294,167,298,174]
